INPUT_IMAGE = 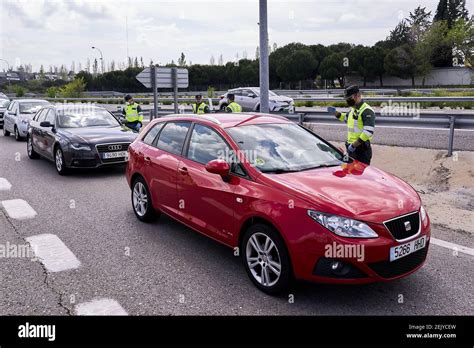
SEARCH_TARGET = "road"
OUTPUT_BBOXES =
[0,134,473,315]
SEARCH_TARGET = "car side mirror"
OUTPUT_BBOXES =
[248,93,256,98]
[40,121,53,128]
[205,159,230,180]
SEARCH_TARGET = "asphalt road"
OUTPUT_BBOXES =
[0,134,473,315]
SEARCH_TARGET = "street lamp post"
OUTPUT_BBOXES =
[91,46,104,74]
[0,59,11,89]
[259,0,270,113]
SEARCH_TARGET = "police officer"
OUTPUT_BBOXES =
[328,85,375,165]
[192,94,210,114]
[225,93,242,113]
[122,95,143,132]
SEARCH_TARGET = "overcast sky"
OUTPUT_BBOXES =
[1,0,473,72]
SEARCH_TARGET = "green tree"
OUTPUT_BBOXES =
[14,86,26,97]
[319,52,349,87]
[448,17,474,67]
[384,45,417,86]
[60,77,86,98]
[177,52,187,67]
[408,6,432,42]
[46,86,59,98]
[276,49,317,84]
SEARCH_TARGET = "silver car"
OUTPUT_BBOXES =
[218,87,294,112]
[3,99,50,141]
[0,98,10,129]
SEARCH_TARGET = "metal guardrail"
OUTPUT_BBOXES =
[112,108,473,156]
[44,96,474,104]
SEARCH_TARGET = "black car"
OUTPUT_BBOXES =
[27,104,138,175]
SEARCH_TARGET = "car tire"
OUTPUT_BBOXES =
[14,126,23,141]
[27,135,39,159]
[242,224,292,295]
[3,125,10,136]
[54,146,69,175]
[131,176,158,222]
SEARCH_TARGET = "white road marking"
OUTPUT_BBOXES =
[1,199,37,219]
[25,234,81,272]
[0,178,12,191]
[75,298,128,316]
[430,237,474,257]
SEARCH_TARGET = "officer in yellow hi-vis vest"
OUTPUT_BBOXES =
[328,85,375,165]
[122,95,144,132]
[225,93,242,113]
[192,94,210,114]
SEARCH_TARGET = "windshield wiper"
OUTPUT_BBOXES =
[300,162,342,171]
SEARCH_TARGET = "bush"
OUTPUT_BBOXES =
[60,77,86,98]
[14,86,26,97]
[207,86,215,98]
[46,86,59,98]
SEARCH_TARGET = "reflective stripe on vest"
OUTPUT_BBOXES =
[347,102,374,143]
[227,102,242,112]
[125,103,142,122]
[192,102,207,114]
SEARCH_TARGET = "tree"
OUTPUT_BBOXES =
[39,65,45,80]
[384,45,417,86]
[210,55,215,65]
[276,49,317,84]
[433,0,470,66]
[448,17,474,67]
[387,20,413,48]
[218,54,224,66]
[92,58,98,75]
[408,6,432,42]
[177,52,186,67]
[349,45,378,87]
[60,77,86,98]
[366,46,386,86]
[319,52,349,87]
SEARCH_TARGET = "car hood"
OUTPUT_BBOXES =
[60,125,137,144]
[258,162,420,224]
[270,95,293,103]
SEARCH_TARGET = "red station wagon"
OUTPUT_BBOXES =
[126,113,431,294]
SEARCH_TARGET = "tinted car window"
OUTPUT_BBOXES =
[45,110,56,124]
[7,101,15,111]
[19,101,49,114]
[36,109,48,122]
[156,122,191,156]
[187,124,229,165]
[142,122,165,145]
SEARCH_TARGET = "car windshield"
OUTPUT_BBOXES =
[226,123,344,173]
[57,108,120,128]
[19,101,49,114]
[0,99,10,107]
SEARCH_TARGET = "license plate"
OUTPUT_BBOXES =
[390,235,426,262]
[103,151,127,159]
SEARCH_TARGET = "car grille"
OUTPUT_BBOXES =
[384,212,420,241]
[96,143,130,164]
[368,245,429,278]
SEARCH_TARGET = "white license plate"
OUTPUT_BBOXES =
[390,235,426,262]
[103,151,128,159]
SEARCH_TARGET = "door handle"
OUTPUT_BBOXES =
[178,167,188,174]
[144,156,151,163]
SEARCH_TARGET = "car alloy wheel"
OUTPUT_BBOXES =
[246,232,282,287]
[27,136,39,159]
[55,147,68,175]
[242,224,292,294]
[131,177,157,222]
[15,127,21,141]
[133,182,148,217]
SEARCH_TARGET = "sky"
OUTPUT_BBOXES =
[1,0,473,72]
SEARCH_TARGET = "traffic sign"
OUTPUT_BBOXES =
[136,67,189,89]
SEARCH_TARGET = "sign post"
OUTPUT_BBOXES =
[136,67,189,119]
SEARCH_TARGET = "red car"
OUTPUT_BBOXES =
[126,113,430,294]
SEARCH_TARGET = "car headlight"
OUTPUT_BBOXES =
[307,210,378,238]
[70,143,91,151]
[420,205,427,222]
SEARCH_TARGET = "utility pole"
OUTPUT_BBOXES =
[259,0,269,113]
[91,46,104,74]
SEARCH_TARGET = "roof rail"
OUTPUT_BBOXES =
[162,113,222,125]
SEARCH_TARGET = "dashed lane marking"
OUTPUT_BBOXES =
[1,199,37,219]
[75,298,128,315]
[26,234,81,272]
[431,237,474,257]
[0,178,12,191]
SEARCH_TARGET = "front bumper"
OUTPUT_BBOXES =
[63,143,130,168]
[290,215,431,284]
